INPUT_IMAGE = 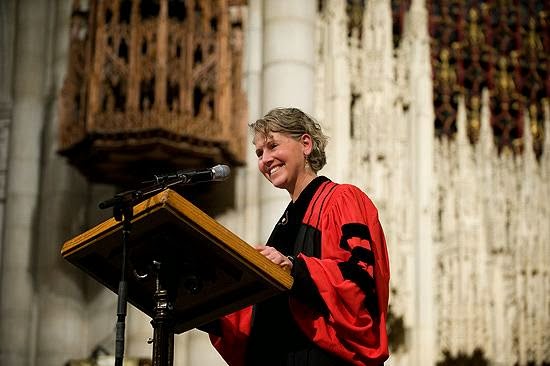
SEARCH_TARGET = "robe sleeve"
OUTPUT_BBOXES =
[289,184,390,366]
[208,305,253,366]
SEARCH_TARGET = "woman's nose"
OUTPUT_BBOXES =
[261,151,273,166]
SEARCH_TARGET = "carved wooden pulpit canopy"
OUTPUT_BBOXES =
[58,0,248,185]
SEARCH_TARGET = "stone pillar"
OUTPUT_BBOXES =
[321,0,350,183]
[259,0,317,240]
[33,1,94,363]
[241,0,263,245]
[406,0,436,365]
[0,0,16,270]
[0,0,50,364]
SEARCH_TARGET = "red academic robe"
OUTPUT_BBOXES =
[210,178,390,366]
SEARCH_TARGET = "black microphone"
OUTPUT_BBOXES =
[147,164,231,185]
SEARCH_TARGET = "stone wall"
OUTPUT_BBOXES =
[434,94,550,365]
[314,1,550,365]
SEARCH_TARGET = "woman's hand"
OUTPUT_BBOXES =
[255,245,293,272]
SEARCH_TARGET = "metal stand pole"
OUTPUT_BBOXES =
[96,168,226,366]
[151,260,174,366]
[114,207,132,366]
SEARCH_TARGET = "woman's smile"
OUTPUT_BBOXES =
[269,164,284,177]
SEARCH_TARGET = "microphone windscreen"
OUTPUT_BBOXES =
[212,164,231,181]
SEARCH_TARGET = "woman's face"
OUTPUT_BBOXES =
[254,131,312,194]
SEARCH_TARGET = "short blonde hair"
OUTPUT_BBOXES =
[249,108,328,172]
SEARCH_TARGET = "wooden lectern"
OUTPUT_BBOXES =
[61,188,293,365]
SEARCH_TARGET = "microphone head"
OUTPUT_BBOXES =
[211,164,231,181]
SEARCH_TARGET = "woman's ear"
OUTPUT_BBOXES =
[301,134,313,155]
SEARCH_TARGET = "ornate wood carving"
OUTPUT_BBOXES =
[59,0,247,185]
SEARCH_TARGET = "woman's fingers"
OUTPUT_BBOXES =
[255,245,293,271]
[257,245,282,261]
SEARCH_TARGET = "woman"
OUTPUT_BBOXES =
[209,108,390,366]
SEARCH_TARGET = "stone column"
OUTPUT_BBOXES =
[0,0,50,364]
[406,0,436,364]
[33,1,93,364]
[241,0,263,245]
[321,0,350,183]
[0,0,16,271]
[259,0,317,240]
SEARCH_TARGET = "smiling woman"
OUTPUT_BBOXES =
[206,107,391,366]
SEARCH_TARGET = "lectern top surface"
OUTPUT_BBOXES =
[61,189,293,333]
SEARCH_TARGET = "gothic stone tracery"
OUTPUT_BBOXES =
[316,1,550,365]
[428,0,549,158]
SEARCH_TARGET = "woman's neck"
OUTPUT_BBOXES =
[290,172,317,202]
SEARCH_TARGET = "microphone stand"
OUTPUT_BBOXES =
[98,176,190,366]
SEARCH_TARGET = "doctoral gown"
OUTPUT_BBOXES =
[209,177,390,366]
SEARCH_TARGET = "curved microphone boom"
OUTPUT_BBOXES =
[150,164,231,185]
[99,165,230,210]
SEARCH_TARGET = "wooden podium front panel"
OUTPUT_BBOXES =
[61,189,293,334]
